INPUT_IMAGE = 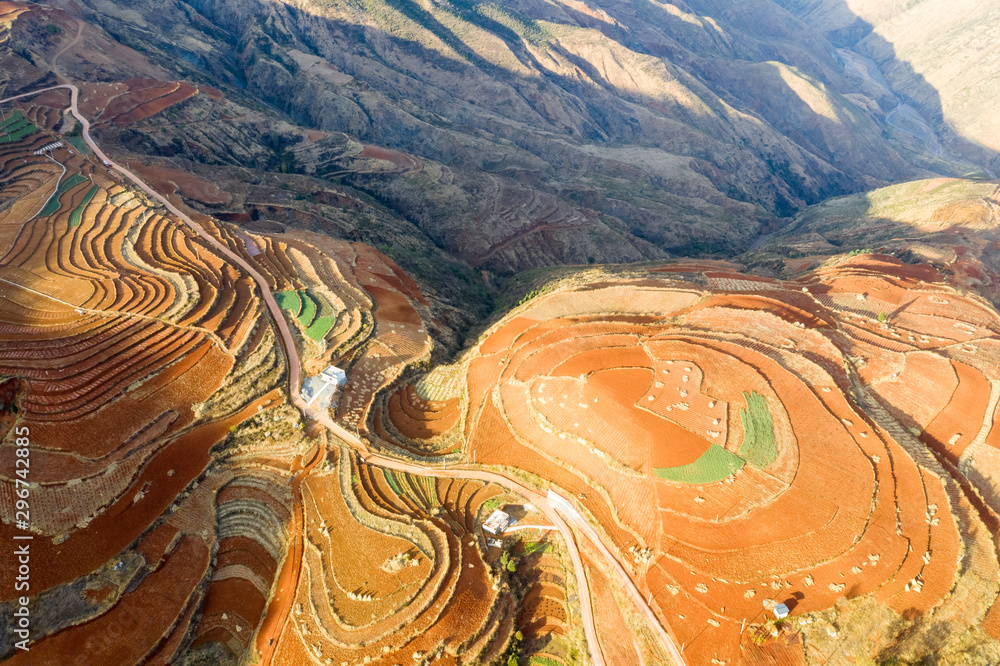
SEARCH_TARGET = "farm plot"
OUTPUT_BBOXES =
[5,535,211,666]
[453,260,996,665]
[270,450,508,665]
[274,287,337,342]
[39,173,87,218]
[386,384,461,442]
[0,134,313,665]
[190,472,293,658]
[918,360,991,459]
[0,109,36,143]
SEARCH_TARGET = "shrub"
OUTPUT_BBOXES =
[500,627,524,666]
[499,550,518,572]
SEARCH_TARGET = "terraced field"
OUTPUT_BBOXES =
[0,94,303,662]
[0,94,451,665]
[268,448,515,665]
[429,255,1000,665]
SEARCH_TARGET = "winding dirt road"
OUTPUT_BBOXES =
[1,84,684,666]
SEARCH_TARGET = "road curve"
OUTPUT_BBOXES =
[2,85,683,665]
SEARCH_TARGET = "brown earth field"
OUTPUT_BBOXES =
[403,253,1000,665]
[0,101,475,665]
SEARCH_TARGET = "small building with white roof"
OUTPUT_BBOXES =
[302,366,348,410]
[483,509,517,535]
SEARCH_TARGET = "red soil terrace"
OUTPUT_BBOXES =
[444,255,1000,665]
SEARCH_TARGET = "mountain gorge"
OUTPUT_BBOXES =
[777,0,1000,174]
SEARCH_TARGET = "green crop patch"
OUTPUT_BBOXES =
[69,185,99,227]
[276,289,335,339]
[384,470,402,495]
[737,391,777,468]
[654,444,745,484]
[0,109,25,131]
[40,173,88,218]
[298,291,318,327]
[274,289,302,317]
[0,120,37,144]
[40,193,61,218]
[304,315,336,341]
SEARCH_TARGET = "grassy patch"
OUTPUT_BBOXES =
[297,290,318,327]
[737,391,777,468]
[524,541,552,555]
[304,315,336,341]
[654,444,745,484]
[66,135,89,155]
[481,496,503,513]
[40,173,87,217]
[274,289,302,316]
[69,185,99,228]
[530,657,563,666]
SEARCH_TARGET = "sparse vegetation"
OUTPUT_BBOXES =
[529,657,562,666]
[498,629,524,666]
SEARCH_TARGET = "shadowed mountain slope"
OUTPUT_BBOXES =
[20,0,993,275]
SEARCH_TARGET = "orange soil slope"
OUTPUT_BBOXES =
[269,450,512,665]
[0,111,300,664]
[455,255,1000,665]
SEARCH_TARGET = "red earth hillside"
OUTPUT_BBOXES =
[386,255,1000,665]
